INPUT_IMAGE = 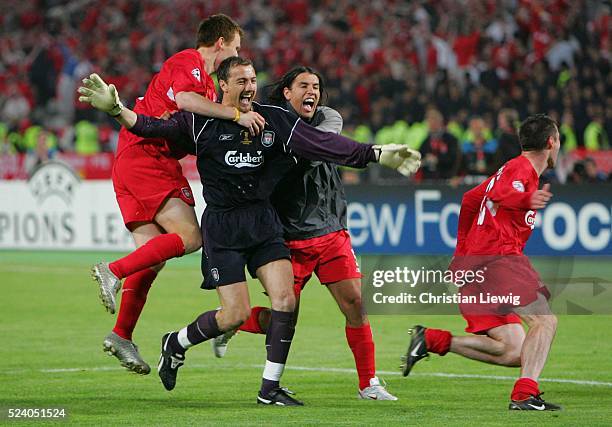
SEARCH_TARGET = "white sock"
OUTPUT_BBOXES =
[262,360,285,381]
[177,327,193,350]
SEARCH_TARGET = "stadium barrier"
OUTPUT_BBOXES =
[0,161,610,255]
[2,150,612,181]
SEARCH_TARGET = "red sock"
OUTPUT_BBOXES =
[112,268,157,340]
[511,377,540,401]
[109,233,184,279]
[424,328,452,356]
[238,306,267,334]
[346,324,376,390]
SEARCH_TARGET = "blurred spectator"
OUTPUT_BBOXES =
[569,158,608,183]
[560,111,578,152]
[1,83,31,128]
[419,108,460,180]
[74,120,99,155]
[584,113,609,151]
[24,129,57,173]
[460,116,498,177]
[493,108,520,168]
[0,122,15,155]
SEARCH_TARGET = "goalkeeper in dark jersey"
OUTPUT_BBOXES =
[211,66,399,400]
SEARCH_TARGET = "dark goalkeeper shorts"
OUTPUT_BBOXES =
[200,203,290,288]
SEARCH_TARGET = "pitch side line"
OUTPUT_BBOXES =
[20,364,612,388]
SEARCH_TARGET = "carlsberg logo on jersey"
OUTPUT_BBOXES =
[224,151,264,168]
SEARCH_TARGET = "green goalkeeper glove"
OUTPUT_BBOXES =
[77,73,124,117]
[373,144,422,177]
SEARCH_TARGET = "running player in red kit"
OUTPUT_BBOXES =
[86,15,265,375]
[402,114,562,411]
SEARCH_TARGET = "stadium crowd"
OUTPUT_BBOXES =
[0,0,610,182]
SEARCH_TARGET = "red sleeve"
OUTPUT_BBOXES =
[169,54,207,95]
[488,165,533,210]
[455,181,487,255]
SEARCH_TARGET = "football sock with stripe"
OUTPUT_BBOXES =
[112,268,157,340]
[172,310,222,352]
[260,310,295,396]
[109,233,185,279]
[345,324,376,390]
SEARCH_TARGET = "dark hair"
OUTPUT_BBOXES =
[217,56,254,83]
[518,114,558,151]
[196,14,243,48]
[266,66,327,106]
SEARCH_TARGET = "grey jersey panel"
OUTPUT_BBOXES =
[271,105,348,241]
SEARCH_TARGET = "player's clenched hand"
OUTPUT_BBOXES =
[530,183,552,209]
[238,111,265,135]
[374,144,422,177]
[77,73,124,116]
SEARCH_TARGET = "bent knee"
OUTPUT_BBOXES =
[500,348,522,367]
[179,229,202,254]
[340,294,363,312]
[151,262,166,273]
[223,306,251,329]
[271,290,296,312]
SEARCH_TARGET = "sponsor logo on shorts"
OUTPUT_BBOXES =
[191,68,201,82]
[181,187,193,200]
[525,210,536,229]
[261,130,275,147]
[225,150,264,168]
[219,134,234,141]
[211,268,219,282]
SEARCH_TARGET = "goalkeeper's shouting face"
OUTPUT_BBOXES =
[217,56,258,113]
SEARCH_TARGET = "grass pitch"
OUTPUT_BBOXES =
[1,251,611,426]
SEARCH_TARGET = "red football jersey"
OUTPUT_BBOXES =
[117,49,217,158]
[462,155,539,255]
[454,180,486,256]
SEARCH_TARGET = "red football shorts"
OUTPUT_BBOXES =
[456,254,548,334]
[286,229,362,296]
[112,144,195,229]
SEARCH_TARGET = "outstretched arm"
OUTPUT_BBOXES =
[287,120,421,176]
[288,120,375,167]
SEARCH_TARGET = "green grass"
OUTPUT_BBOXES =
[1,251,611,426]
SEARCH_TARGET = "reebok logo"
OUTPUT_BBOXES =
[225,151,264,168]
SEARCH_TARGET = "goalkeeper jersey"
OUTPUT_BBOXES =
[272,105,348,241]
[127,102,376,210]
